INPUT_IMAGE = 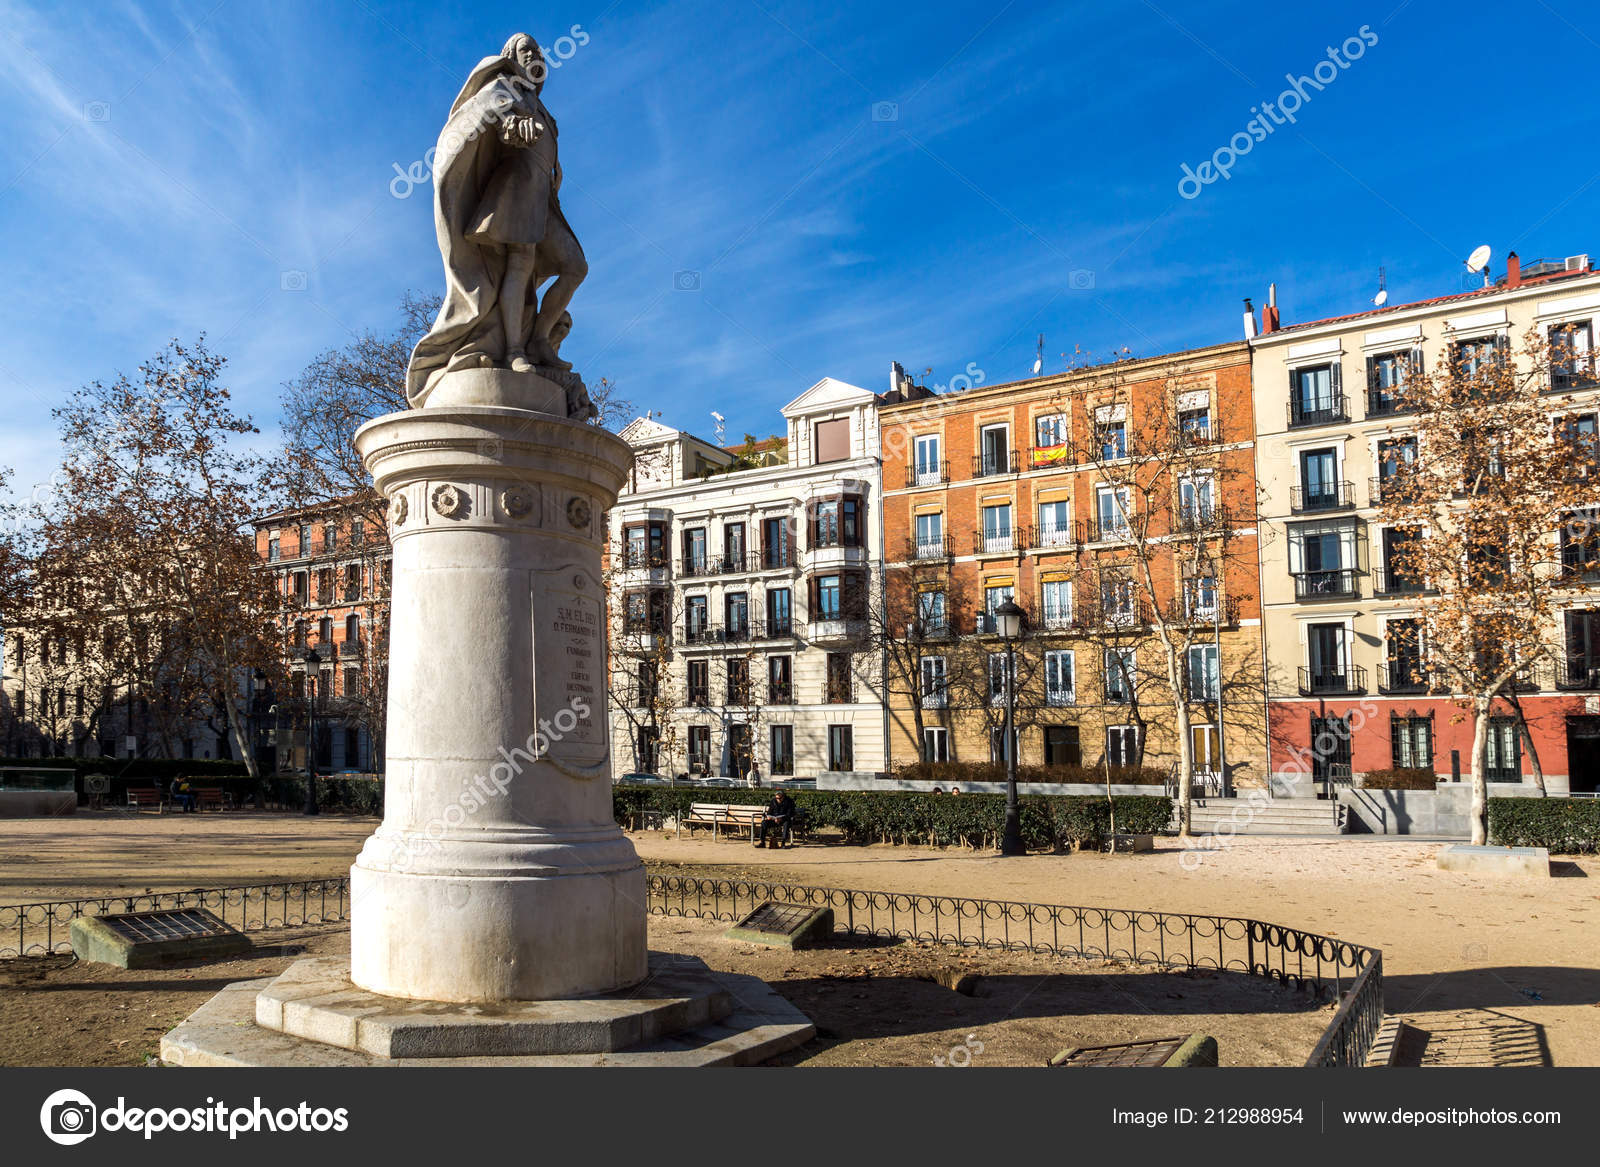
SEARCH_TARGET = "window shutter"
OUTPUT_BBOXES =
[1330,359,1343,398]
[1409,347,1424,381]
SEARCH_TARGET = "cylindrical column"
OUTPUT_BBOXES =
[349,405,644,1002]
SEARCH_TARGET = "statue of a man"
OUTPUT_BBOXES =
[406,34,588,407]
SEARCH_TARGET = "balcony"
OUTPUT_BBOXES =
[1293,569,1360,600]
[908,535,953,562]
[681,624,721,646]
[1168,593,1238,627]
[921,687,947,709]
[1037,607,1077,633]
[1027,444,1075,471]
[339,640,362,658]
[1555,657,1600,690]
[1083,516,1132,544]
[1177,416,1223,447]
[760,616,794,639]
[687,687,710,706]
[1298,665,1367,696]
[1290,481,1356,514]
[1372,569,1429,597]
[768,683,794,705]
[807,616,866,644]
[619,548,669,571]
[822,677,856,704]
[716,553,749,575]
[1368,473,1416,505]
[1551,357,1598,393]
[1083,597,1152,632]
[906,461,950,487]
[1366,387,1416,418]
[973,529,1019,555]
[619,625,669,654]
[1377,662,1428,694]
[971,450,1020,478]
[756,544,795,570]
[904,619,951,641]
[1027,522,1081,551]
[1288,394,1349,429]
[1045,686,1076,708]
[680,556,714,578]
[1173,505,1228,535]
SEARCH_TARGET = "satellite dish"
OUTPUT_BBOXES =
[1373,289,1388,307]
[1466,244,1491,273]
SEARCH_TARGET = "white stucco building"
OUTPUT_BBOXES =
[606,378,888,780]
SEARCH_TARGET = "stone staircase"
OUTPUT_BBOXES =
[1176,797,1345,836]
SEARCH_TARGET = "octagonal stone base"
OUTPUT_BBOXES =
[161,954,814,1068]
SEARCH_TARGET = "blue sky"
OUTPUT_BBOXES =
[2,0,1597,499]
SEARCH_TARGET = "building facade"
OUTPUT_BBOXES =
[606,379,888,780]
[877,343,1270,788]
[1251,251,1600,794]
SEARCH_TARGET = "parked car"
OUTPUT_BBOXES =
[699,777,737,788]
[615,772,668,786]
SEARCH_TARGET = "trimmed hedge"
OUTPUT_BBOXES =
[890,761,1168,786]
[1359,768,1437,791]
[0,756,249,781]
[612,785,1173,850]
[1488,797,1600,854]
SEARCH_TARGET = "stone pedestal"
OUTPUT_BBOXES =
[350,391,646,1002]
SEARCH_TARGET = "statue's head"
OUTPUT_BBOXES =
[501,33,546,91]
[551,310,573,349]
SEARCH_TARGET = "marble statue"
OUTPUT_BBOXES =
[407,33,589,411]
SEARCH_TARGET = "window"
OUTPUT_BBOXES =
[1551,321,1595,389]
[815,574,841,620]
[1178,475,1214,528]
[298,523,311,554]
[687,725,711,772]
[624,523,666,568]
[914,512,945,558]
[990,726,1018,765]
[770,725,794,775]
[1310,714,1352,786]
[825,653,853,703]
[1040,579,1072,628]
[1183,572,1218,619]
[349,519,364,548]
[810,496,862,547]
[1292,524,1354,598]
[635,726,659,773]
[319,616,334,645]
[914,434,943,484]
[1305,624,1349,693]
[268,534,280,562]
[920,655,947,707]
[1380,527,1424,594]
[978,424,1010,476]
[1483,717,1520,782]
[984,584,1014,614]
[761,516,791,568]
[292,572,308,605]
[1035,412,1070,449]
[766,588,792,637]
[344,563,362,601]
[1298,448,1342,511]
[1178,407,1212,444]
[726,659,750,705]
[1096,418,1127,461]
[634,661,657,706]
[1095,485,1129,538]
[1560,507,1600,580]
[1454,335,1506,381]
[1037,500,1072,546]
[1563,609,1600,687]
[724,592,749,639]
[685,595,709,640]
[1367,348,1421,415]
[768,655,793,703]
[1187,644,1219,701]
[683,527,708,574]
[723,522,746,570]
[1191,725,1220,774]
[1045,650,1074,705]
[1043,725,1080,767]
[1391,716,1433,770]
[624,590,667,635]
[1100,573,1135,625]
[917,589,947,636]
[987,652,1011,701]
[828,725,854,771]
[1374,436,1416,499]
[726,723,752,777]
[1104,648,1135,702]
[814,417,850,464]
[1289,362,1342,425]
[922,726,949,763]
[980,503,1013,552]
[345,613,361,644]
[1106,725,1139,767]
[687,660,709,705]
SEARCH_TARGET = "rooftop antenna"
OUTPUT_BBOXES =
[1031,334,1044,376]
[710,411,726,445]
[1465,244,1492,288]
[1372,266,1388,307]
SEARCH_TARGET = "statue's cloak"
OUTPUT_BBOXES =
[405,56,573,407]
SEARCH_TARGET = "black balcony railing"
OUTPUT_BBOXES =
[1027,444,1075,471]
[1290,481,1356,513]
[722,622,751,643]
[1174,505,1228,535]
[1288,394,1349,428]
[621,548,669,570]
[908,535,953,561]
[1169,593,1238,626]
[1084,597,1152,631]
[1293,569,1360,600]
[768,683,794,704]
[1372,568,1428,596]
[1177,416,1223,447]
[971,450,1020,478]
[687,687,709,706]
[719,553,748,574]
[1083,515,1132,543]
[339,640,362,658]
[758,545,795,569]
[763,617,794,639]
[1377,662,1428,694]
[823,677,856,704]
[1551,358,1598,392]
[1556,657,1600,690]
[906,460,950,487]
[1298,665,1367,696]
[1365,387,1417,418]
[681,556,713,578]
[683,624,718,644]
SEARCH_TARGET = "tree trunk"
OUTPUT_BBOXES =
[1469,695,1490,845]
[1511,701,1547,796]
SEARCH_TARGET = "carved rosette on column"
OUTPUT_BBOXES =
[350,404,641,1003]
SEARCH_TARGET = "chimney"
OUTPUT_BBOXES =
[1242,298,1257,340]
[1261,282,1280,334]
[1505,251,1521,288]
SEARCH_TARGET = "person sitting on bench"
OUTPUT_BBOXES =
[755,790,795,849]
[173,778,197,813]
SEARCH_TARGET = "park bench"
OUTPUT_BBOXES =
[682,802,802,844]
[194,787,230,811]
[126,786,166,812]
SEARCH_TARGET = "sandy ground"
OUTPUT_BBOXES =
[1,810,1596,1065]
[0,917,1326,1068]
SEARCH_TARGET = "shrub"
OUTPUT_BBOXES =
[1359,768,1437,790]
[1488,797,1600,854]
[612,785,1173,851]
[889,761,1168,786]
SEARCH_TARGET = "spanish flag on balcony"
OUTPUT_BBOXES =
[1031,443,1071,468]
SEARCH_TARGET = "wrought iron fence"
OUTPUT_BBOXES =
[0,878,350,959]
[645,873,1382,1068]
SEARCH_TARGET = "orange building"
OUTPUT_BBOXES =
[877,342,1269,789]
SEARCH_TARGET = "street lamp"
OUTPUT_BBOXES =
[995,598,1026,856]
[303,650,321,816]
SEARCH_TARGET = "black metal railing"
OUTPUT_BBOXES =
[1297,665,1368,696]
[1290,481,1356,513]
[768,683,794,704]
[1556,657,1600,690]
[1168,593,1238,626]
[1377,662,1428,694]
[681,556,713,578]
[1027,444,1075,471]
[1288,394,1349,428]
[763,616,794,639]
[621,548,670,570]
[823,678,856,704]
[1083,515,1133,543]
[1173,505,1229,535]
[1365,387,1416,418]
[1293,569,1360,600]
[1551,358,1598,392]
[971,450,1020,478]
[719,552,748,574]
[906,460,950,487]
[687,687,710,706]
[1371,568,1428,596]
[758,545,795,570]
[1177,416,1223,447]
[0,878,350,959]
[642,874,1382,1068]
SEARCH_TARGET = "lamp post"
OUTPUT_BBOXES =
[303,650,321,816]
[995,598,1026,856]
